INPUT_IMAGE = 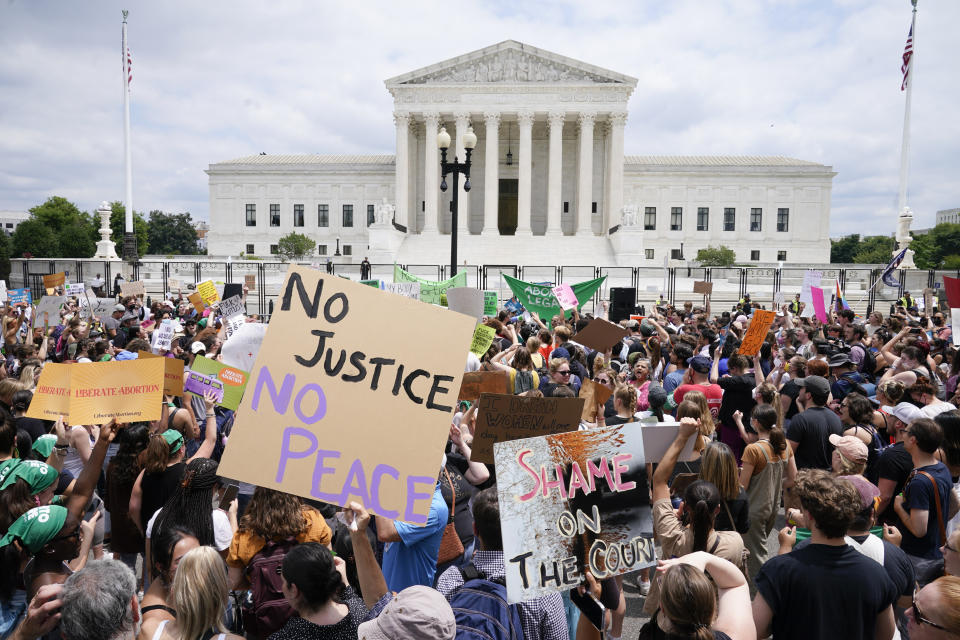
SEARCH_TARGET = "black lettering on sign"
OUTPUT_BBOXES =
[368,357,396,391]
[295,330,335,368]
[324,292,349,323]
[403,369,429,405]
[281,273,324,318]
[342,351,367,383]
[425,375,454,413]
[509,551,534,589]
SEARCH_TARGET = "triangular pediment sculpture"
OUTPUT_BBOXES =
[385,40,636,87]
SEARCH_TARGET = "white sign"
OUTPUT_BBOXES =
[35,296,65,321]
[218,295,245,319]
[66,283,85,297]
[952,309,960,347]
[774,291,785,307]
[220,322,267,372]
[382,282,420,300]
[800,269,822,305]
[446,287,485,319]
[224,315,246,339]
[153,319,175,351]
[0,280,7,303]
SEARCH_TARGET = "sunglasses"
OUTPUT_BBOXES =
[557,370,571,376]
[912,588,948,631]
[596,378,611,384]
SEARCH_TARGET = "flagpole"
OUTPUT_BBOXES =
[894,1,918,268]
[121,10,137,261]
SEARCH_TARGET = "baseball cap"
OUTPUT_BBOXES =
[355,586,455,640]
[828,434,868,464]
[881,401,925,426]
[795,375,830,397]
[687,355,711,373]
[191,341,207,355]
[647,384,668,409]
[839,474,881,510]
[550,347,570,361]
[113,304,126,313]
[625,319,640,330]
[639,322,654,337]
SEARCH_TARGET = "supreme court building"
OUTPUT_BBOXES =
[206,41,835,265]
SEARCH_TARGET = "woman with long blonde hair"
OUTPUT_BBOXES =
[699,442,750,534]
[153,546,243,640]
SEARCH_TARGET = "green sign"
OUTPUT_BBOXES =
[470,325,497,356]
[393,265,467,305]
[360,279,382,288]
[483,291,498,317]
[501,274,605,319]
[189,355,249,411]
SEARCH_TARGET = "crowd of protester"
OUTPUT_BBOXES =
[0,281,960,640]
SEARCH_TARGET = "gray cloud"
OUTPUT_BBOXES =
[0,0,956,238]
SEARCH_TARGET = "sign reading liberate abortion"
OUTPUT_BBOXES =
[495,423,656,603]
[218,265,476,524]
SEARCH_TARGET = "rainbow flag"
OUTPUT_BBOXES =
[835,279,850,311]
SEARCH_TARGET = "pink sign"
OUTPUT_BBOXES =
[810,285,829,323]
[551,284,579,311]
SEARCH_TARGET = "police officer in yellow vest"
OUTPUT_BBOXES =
[789,293,803,315]
[900,290,916,310]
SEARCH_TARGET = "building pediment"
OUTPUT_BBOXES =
[385,40,637,88]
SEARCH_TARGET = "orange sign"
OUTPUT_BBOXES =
[737,310,776,357]
[68,359,165,424]
[26,363,72,422]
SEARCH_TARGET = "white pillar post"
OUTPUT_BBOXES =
[516,110,534,234]
[546,111,565,236]
[577,111,596,235]
[393,111,410,229]
[482,111,500,236]
[422,112,440,233]
[605,111,627,232]
[454,112,471,234]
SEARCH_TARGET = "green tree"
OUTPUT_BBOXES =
[109,201,149,257]
[147,210,199,255]
[830,234,861,263]
[59,222,98,258]
[21,196,99,257]
[11,218,59,258]
[0,233,11,283]
[695,245,736,267]
[277,232,315,262]
[910,232,935,270]
[853,235,896,264]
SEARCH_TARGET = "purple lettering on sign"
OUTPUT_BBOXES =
[337,458,371,509]
[252,366,295,413]
[370,464,400,519]
[276,427,318,483]
[403,476,436,525]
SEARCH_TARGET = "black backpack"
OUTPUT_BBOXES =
[853,344,878,381]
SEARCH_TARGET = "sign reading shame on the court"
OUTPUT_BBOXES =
[218,265,476,525]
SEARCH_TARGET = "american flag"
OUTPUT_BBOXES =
[126,47,133,88]
[900,19,913,91]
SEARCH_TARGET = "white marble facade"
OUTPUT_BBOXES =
[206,41,835,265]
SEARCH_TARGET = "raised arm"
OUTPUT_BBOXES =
[186,390,219,462]
[346,502,389,609]
[67,420,117,520]
[652,418,698,502]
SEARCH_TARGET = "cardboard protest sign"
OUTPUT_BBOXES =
[217,265,476,524]
[471,393,584,464]
[120,281,145,297]
[184,369,224,403]
[737,309,776,357]
[483,291,498,317]
[923,288,934,314]
[244,274,256,291]
[189,355,249,411]
[197,280,220,306]
[382,282,420,300]
[494,423,655,603]
[944,276,960,309]
[693,281,713,295]
[90,298,115,317]
[152,319,175,351]
[188,292,206,313]
[8,288,31,304]
[447,287,485,319]
[35,296,65,322]
[640,422,700,463]
[457,371,509,403]
[800,269,822,305]
[138,351,185,396]
[469,324,496,357]
[393,265,467,305]
[579,377,613,422]
[26,363,72,421]
[573,318,630,353]
[68,359,164,424]
[168,278,183,291]
[218,295,245,320]
[221,322,267,372]
[551,284,579,311]
[43,272,65,291]
[502,274,605,319]
[66,283,85,297]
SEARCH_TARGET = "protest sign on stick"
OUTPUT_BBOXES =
[188,292,206,313]
[66,283,85,297]
[197,280,220,306]
[810,286,829,323]
[120,281,145,297]
[244,274,256,291]
[217,265,476,524]
[692,281,713,296]
[152,319,176,351]
[43,272,65,291]
[737,309,776,357]
[579,378,613,422]
[68,359,164,424]
[471,393,584,464]
[457,371,509,403]
[35,296,65,321]
[218,295,245,320]
[800,270,822,305]
[168,278,183,291]
[495,423,655,603]
[8,288,31,304]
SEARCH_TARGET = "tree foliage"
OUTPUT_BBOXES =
[109,201,149,258]
[10,196,98,258]
[12,218,61,258]
[695,245,736,267]
[147,210,199,255]
[830,234,861,263]
[830,234,896,265]
[277,232,315,262]
[910,224,960,270]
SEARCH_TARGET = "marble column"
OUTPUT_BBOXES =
[546,111,565,236]
[577,111,596,235]
[482,111,500,235]
[454,112,471,234]
[516,110,534,234]
[393,111,410,229]
[422,112,440,233]
[605,112,627,231]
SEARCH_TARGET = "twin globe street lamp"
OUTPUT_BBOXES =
[438,124,476,278]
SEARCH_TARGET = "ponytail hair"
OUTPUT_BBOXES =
[752,404,786,457]
[143,432,172,474]
[657,563,717,640]
[757,382,784,430]
[613,384,637,413]
[684,480,720,552]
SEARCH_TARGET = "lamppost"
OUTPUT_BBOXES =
[438,124,476,278]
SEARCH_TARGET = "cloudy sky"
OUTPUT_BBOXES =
[1,0,956,237]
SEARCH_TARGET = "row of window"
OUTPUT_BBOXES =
[244,204,377,228]
[642,207,790,232]
[646,249,789,261]
[245,243,353,257]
